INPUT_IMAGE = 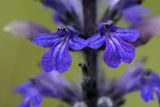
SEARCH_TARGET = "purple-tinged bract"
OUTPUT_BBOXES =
[32,26,87,73]
[88,20,139,68]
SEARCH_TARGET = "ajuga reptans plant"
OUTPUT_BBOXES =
[4,0,160,107]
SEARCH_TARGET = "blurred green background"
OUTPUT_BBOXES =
[1,0,160,107]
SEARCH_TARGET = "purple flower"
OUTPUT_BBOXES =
[33,26,87,73]
[116,60,160,104]
[140,71,160,104]
[15,72,82,107]
[15,82,43,107]
[88,20,139,68]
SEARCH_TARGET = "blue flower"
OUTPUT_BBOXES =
[15,82,43,107]
[15,72,83,106]
[88,20,139,68]
[140,71,160,104]
[116,60,160,104]
[33,26,87,73]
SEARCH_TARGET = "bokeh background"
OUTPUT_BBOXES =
[1,0,160,107]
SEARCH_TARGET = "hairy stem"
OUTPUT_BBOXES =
[82,0,98,107]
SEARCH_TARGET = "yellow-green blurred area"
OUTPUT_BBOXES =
[1,0,160,107]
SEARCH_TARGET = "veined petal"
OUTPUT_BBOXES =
[69,35,87,50]
[114,27,140,42]
[88,33,105,49]
[141,86,154,102]
[32,32,64,48]
[41,43,72,73]
[116,38,135,63]
[103,40,121,68]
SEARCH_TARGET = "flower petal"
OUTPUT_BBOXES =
[15,82,43,107]
[103,40,121,68]
[32,95,42,106]
[117,38,136,63]
[141,87,154,102]
[114,27,140,42]
[88,33,105,49]
[41,43,72,73]
[69,35,87,50]
[32,32,64,48]
[19,97,30,107]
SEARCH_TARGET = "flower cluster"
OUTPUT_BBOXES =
[33,20,139,72]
